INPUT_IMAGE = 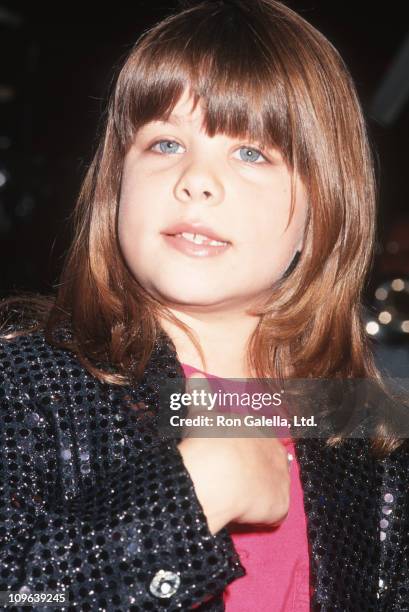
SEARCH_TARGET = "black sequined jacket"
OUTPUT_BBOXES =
[1,328,408,612]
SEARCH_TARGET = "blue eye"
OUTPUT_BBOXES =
[237,146,266,163]
[151,140,183,154]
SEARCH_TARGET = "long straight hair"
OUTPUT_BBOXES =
[1,0,404,457]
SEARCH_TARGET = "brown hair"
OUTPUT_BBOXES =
[0,0,405,457]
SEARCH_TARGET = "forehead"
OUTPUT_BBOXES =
[139,89,206,132]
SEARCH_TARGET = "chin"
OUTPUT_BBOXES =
[149,284,229,308]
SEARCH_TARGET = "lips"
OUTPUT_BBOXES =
[162,233,230,258]
[162,222,230,244]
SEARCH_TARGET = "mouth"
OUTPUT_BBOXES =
[161,221,232,258]
[162,221,231,245]
[161,232,231,258]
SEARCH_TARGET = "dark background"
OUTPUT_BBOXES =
[0,1,408,370]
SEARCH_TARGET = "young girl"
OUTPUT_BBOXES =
[1,0,408,610]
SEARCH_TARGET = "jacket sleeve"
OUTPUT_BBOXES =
[0,368,245,611]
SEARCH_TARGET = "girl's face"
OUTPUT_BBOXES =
[118,88,308,313]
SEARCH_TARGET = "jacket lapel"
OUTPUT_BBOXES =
[375,440,409,609]
[294,438,380,610]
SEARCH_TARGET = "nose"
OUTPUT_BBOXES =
[174,161,224,206]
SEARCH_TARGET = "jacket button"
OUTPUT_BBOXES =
[149,569,181,598]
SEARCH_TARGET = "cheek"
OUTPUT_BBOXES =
[118,173,156,237]
[238,176,292,233]
[117,174,167,281]
[117,184,146,269]
[117,196,135,248]
[240,191,306,265]
[240,205,290,248]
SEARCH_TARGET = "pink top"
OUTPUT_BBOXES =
[181,363,311,611]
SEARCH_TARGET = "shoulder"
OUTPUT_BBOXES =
[0,327,173,419]
[0,327,84,379]
[0,328,116,410]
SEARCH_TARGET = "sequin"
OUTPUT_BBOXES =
[25,411,40,426]
[384,493,394,503]
[127,541,139,554]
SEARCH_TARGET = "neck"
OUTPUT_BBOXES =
[159,307,260,379]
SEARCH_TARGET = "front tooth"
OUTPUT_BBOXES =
[180,232,206,244]
[180,232,196,242]
[192,234,206,244]
[179,232,226,246]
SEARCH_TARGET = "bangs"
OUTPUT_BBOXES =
[113,2,297,166]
